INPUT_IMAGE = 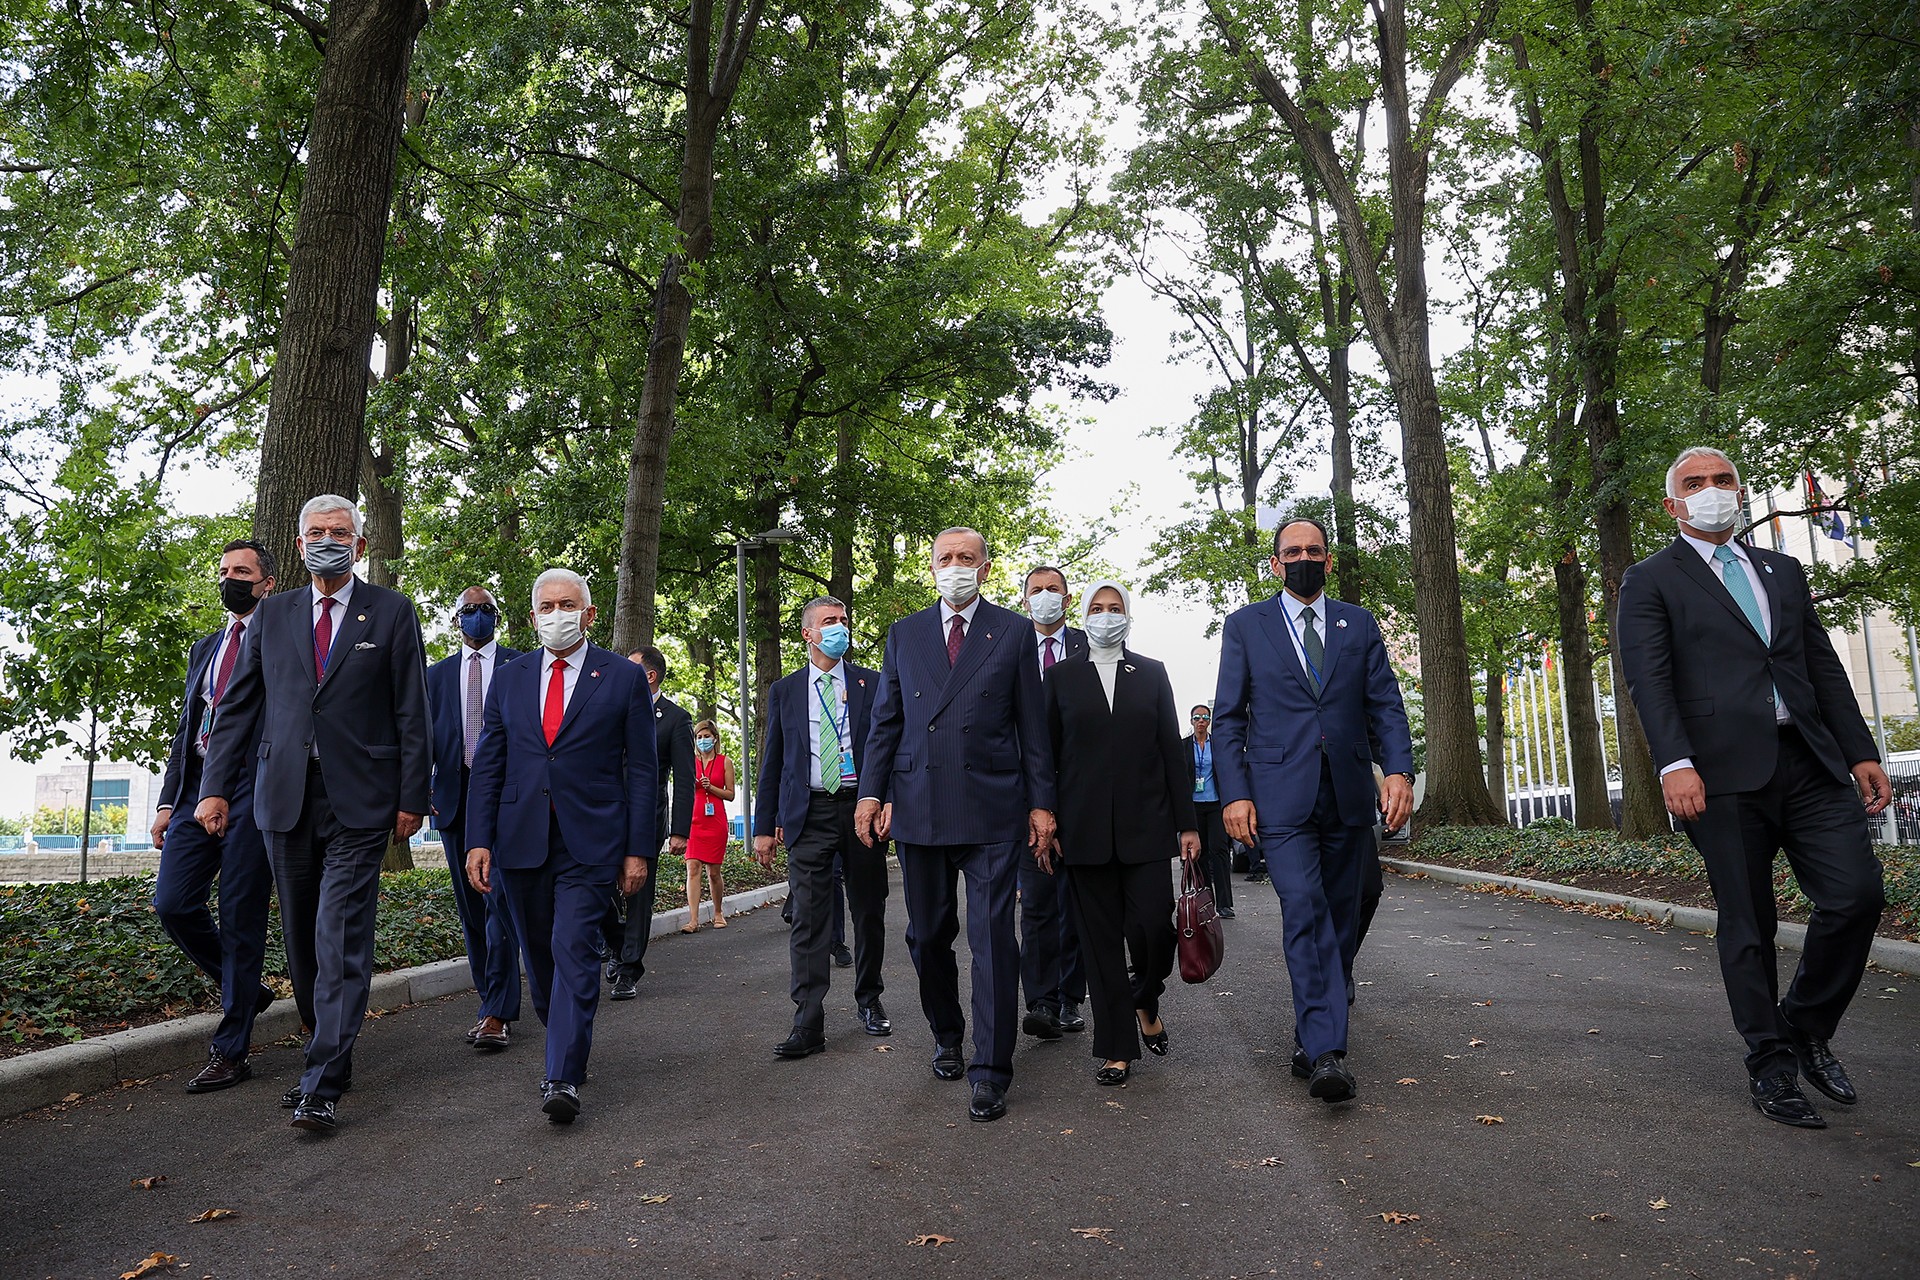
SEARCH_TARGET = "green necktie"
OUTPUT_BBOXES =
[818,672,841,793]
[1301,604,1324,692]
[1713,544,1781,713]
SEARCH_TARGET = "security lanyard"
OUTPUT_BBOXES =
[1283,601,1324,687]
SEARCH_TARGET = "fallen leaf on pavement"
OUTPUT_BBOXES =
[631,1159,646,1168]
[638,1194,671,1204]
[1472,1000,1492,1007]
[1468,1038,1487,1048]
[1649,1198,1672,1211]
[120,1254,178,1279]
[1379,1212,1420,1225]
[62,1092,82,1104]
[1908,1161,1920,1168]
[131,1176,167,1190]
[1258,1157,1282,1166]
[1071,1227,1116,1244]
[1589,1213,1614,1222]
[1396,1078,1419,1086]
[1587,1028,1601,1035]
[1475,1116,1504,1126]
[1060,1129,1073,1135]
[188,1208,234,1223]
[874,1045,893,1052]
[909,1234,954,1247]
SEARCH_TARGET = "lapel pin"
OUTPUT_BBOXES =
[357,614,366,622]
[1336,618,1348,628]
[590,670,599,678]
[1124,664,1136,672]
[1763,564,1774,574]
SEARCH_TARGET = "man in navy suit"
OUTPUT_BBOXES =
[1016,565,1088,1039]
[465,568,655,1124]
[425,586,523,1052]
[1620,446,1888,1129]
[755,595,890,1056]
[1214,516,1413,1106]
[857,528,1056,1123]
[197,495,432,1134]
[149,539,278,1093]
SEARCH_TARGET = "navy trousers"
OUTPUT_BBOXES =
[441,799,523,1023]
[500,818,617,1086]
[1261,759,1371,1061]
[153,773,272,1062]
[268,765,391,1101]
[1017,852,1085,1013]
[899,839,1021,1088]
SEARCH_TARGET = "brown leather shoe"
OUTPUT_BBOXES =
[185,1052,252,1093]
[472,1017,510,1052]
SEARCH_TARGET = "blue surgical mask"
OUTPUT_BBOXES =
[458,607,497,642]
[695,736,716,753]
[816,623,851,659]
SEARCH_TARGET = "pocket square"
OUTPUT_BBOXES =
[354,641,378,650]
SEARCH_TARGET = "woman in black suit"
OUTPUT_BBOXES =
[1042,581,1200,1084]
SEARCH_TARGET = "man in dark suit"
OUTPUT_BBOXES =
[600,645,693,999]
[754,595,890,1055]
[1620,446,1889,1129]
[196,495,432,1134]
[1016,565,1088,1039]
[1183,701,1235,920]
[856,527,1056,1123]
[149,539,278,1093]
[425,586,523,1052]
[1214,516,1414,1106]
[465,568,655,1123]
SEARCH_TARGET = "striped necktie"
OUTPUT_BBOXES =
[818,672,841,793]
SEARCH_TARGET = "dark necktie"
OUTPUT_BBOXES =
[946,614,965,666]
[543,658,568,745]
[314,597,335,680]
[1043,636,1057,671]
[464,651,485,766]
[198,619,245,753]
[1301,604,1324,692]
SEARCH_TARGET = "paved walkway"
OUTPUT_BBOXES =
[3,872,1914,1278]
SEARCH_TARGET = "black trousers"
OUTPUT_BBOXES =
[268,764,392,1100]
[1682,726,1884,1078]
[1193,800,1233,910]
[785,792,888,1032]
[602,812,664,980]
[1018,851,1085,1013]
[1354,843,1383,962]
[1063,858,1176,1063]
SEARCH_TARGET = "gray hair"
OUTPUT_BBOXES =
[931,526,989,561]
[531,567,592,611]
[1665,446,1740,497]
[298,494,363,537]
[800,595,846,629]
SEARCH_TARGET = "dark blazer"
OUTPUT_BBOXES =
[754,658,880,846]
[1212,592,1414,829]
[1619,537,1877,795]
[859,598,1056,846]
[1045,650,1197,865]
[201,582,433,833]
[425,643,523,826]
[158,623,263,813]
[466,643,658,868]
[1032,624,1087,671]
[1180,733,1218,794]
[653,694,695,847]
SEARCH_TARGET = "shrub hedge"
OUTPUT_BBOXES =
[0,846,786,1048]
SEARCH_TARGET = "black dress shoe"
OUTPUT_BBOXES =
[604,960,621,984]
[1218,907,1236,919]
[1308,1052,1357,1103]
[281,1083,304,1109]
[290,1096,337,1132]
[1779,1009,1856,1104]
[1290,1042,1311,1080]
[1750,1073,1826,1128]
[610,975,638,1001]
[1248,871,1268,883]
[831,944,854,969]
[968,1081,1007,1122]
[541,1079,581,1124]
[931,1044,965,1081]
[1346,974,1357,1006]
[185,1052,252,1093]
[774,1029,827,1059]
[255,985,276,1015]
[1057,1001,1086,1033]
[1140,1018,1169,1056]
[1095,1064,1130,1086]
[1022,1007,1064,1040]
[858,1004,892,1037]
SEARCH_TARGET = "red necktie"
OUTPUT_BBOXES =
[1042,636,1057,671]
[946,614,965,666]
[212,619,244,705]
[543,658,569,745]
[314,597,335,680]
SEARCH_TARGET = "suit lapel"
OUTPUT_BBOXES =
[1753,549,1784,648]
[555,648,612,741]
[317,592,373,692]
[932,605,1000,717]
[1669,541,1768,650]
[1254,596,1319,701]
[1316,599,1346,690]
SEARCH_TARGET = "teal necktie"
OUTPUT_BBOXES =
[1713,544,1782,714]
[818,672,841,793]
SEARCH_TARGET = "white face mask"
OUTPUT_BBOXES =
[1679,486,1740,533]
[934,564,981,607]
[1084,613,1131,649]
[536,609,586,652]
[1025,588,1065,625]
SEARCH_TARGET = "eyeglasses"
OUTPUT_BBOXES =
[1276,546,1328,562]
[1191,714,1210,722]
[303,526,356,542]
[456,603,499,617]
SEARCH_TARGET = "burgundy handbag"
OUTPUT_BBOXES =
[1176,861,1224,984]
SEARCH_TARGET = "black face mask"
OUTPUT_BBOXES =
[220,576,261,616]
[1283,559,1327,599]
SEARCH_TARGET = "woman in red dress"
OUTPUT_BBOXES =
[682,718,736,931]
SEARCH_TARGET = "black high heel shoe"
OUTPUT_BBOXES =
[1139,1014,1169,1056]
[1095,1063,1131,1086]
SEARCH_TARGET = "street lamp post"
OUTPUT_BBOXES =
[734,526,800,852]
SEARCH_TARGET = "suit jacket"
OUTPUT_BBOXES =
[1213,592,1414,829]
[200,581,432,833]
[859,598,1055,845]
[754,658,880,846]
[425,643,523,827]
[158,623,262,813]
[466,643,658,868]
[1033,624,1087,672]
[653,694,695,845]
[1045,650,1197,865]
[1180,733,1218,796]
[1619,537,1877,795]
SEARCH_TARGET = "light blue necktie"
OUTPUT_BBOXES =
[1714,544,1781,714]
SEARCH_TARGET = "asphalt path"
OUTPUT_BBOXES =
[3,870,1915,1279]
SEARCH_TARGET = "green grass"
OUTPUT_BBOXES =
[0,845,785,1048]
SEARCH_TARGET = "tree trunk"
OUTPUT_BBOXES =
[360,439,404,589]
[829,418,857,607]
[251,0,428,587]
[751,495,783,739]
[611,0,768,653]
[1543,346,1610,828]
[688,635,716,723]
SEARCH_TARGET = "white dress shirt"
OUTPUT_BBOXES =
[1034,625,1068,673]
[460,640,500,746]
[204,611,253,701]
[940,596,982,641]
[805,659,852,789]
[539,643,585,714]
[1278,589,1325,678]
[1661,533,1790,777]
[309,578,355,756]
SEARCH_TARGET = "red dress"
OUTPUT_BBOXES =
[685,753,729,864]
